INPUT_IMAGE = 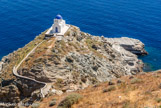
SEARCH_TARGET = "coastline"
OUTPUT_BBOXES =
[0,26,154,106]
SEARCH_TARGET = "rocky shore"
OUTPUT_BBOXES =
[0,25,147,106]
[106,37,148,55]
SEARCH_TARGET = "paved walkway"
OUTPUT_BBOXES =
[13,40,51,98]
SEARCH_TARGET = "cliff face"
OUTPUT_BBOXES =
[0,25,146,104]
[0,84,20,103]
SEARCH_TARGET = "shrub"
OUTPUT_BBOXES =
[56,78,63,83]
[93,83,100,88]
[130,78,142,84]
[58,93,82,108]
[48,92,54,97]
[159,83,161,89]
[117,80,123,84]
[122,100,130,108]
[103,89,108,93]
[156,98,161,103]
[68,42,79,49]
[90,77,98,84]
[153,74,160,78]
[72,71,79,79]
[66,31,70,36]
[103,86,116,92]
[31,102,40,108]
[108,81,115,85]
[85,38,103,58]
[118,82,127,89]
[49,99,56,107]
[81,76,87,83]
[129,76,134,79]
[144,91,152,96]
[108,85,116,91]
[39,98,43,102]
[56,78,64,88]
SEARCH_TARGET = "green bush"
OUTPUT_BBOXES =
[122,100,131,108]
[105,85,116,92]
[49,99,56,107]
[31,102,40,108]
[156,98,161,103]
[56,78,64,88]
[58,93,82,108]
[130,78,142,84]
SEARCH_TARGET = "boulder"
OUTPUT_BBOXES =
[0,84,20,103]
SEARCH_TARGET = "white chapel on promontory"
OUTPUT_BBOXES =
[45,14,70,36]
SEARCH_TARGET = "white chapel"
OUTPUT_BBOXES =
[45,14,70,36]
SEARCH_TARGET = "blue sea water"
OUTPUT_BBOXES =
[0,0,161,71]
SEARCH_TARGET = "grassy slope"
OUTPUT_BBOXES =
[37,70,161,108]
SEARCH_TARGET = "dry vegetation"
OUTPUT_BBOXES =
[85,38,104,58]
[36,71,161,108]
[20,37,56,69]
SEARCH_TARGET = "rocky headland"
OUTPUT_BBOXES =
[0,25,148,107]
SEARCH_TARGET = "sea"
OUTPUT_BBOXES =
[0,0,161,71]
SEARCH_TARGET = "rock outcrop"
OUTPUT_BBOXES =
[0,84,20,103]
[106,37,148,55]
[17,26,145,91]
[0,25,147,104]
[15,78,44,97]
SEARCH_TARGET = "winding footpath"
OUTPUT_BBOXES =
[13,40,51,98]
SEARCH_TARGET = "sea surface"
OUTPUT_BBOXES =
[0,0,161,71]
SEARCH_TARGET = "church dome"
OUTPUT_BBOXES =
[55,14,63,19]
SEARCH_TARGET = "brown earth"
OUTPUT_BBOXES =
[36,70,161,108]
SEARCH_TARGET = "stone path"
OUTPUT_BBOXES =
[13,40,51,98]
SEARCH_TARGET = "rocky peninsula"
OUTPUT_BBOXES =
[0,25,148,107]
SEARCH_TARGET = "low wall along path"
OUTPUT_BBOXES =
[13,40,51,98]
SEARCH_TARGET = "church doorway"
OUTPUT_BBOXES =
[55,27,58,33]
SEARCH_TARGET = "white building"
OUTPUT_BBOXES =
[45,14,70,36]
